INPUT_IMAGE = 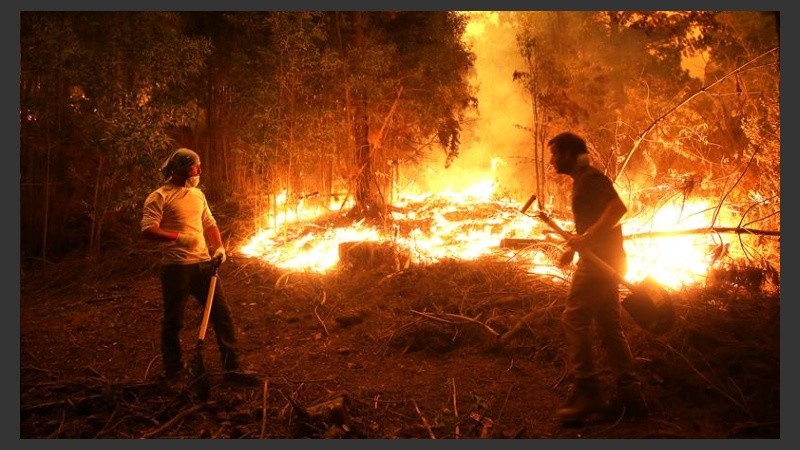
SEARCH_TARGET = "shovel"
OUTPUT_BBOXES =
[189,254,224,400]
[520,195,675,335]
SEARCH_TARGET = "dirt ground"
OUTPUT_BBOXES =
[20,246,780,439]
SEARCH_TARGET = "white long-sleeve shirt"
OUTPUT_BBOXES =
[141,183,217,265]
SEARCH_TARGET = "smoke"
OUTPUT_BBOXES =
[403,12,535,201]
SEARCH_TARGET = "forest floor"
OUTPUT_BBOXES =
[20,244,780,439]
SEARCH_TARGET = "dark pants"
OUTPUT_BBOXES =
[159,262,239,377]
[562,262,636,388]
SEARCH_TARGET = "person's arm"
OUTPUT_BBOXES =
[204,224,227,263]
[143,225,203,247]
[568,195,627,250]
[204,224,223,250]
[141,192,183,243]
[142,225,180,242]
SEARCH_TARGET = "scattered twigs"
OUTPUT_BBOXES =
[451,378,460,439]
[410,309,455,324]
[140,403,205,439]
[443,313,499,337]
[22,394,104,413]
[260,378,269,439]
[616,47,778,181]
[495,384,515,424]
[412,400,436,439]
[662,342,750,415]
[143,354,160,382]
[86,294,127,304]
[410,309,499,337]
[499,310,538,347]
[47,410,66,439]
[93,403,119,438]
[711,147,757,229]
[275,272,292,289]
[314,290,329,337]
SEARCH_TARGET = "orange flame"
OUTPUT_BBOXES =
[240,170,751,291]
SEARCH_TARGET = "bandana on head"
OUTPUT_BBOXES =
[160,148,200,180]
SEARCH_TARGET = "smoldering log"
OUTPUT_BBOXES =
[624,227,779,239]
[499,226,779,250]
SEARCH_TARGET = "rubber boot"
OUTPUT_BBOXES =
[555,380,606,425]
[605,380,649,419]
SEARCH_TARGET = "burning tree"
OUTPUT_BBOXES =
[19,11,779,291]
[241,11,779,295]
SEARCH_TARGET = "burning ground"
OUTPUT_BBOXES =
[19,195,780,439]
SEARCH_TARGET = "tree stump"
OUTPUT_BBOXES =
[338,241,410,270]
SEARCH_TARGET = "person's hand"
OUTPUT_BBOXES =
[566,232,591,251]
[213,246,227,264]
[558,248,575,267]
[176,232,202,248]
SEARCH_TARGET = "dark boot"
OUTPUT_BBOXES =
[555,380,606,425]
[605,380,649,419]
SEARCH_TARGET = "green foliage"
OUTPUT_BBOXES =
[374,12,477,166]
[21,12,214,254]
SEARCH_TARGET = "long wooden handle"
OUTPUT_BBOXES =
[520,194,538,214]
[198,275,217,340]
[535,211,636,291]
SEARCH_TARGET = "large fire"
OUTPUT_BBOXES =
[239,166,759,292]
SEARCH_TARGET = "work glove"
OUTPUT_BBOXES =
[213,246,227,265]
[175,232,202,248]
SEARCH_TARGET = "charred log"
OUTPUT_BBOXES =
[624,227,779,239]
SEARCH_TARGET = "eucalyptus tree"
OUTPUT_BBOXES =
[20,12,211,258]
[21,12,80,262]
[167,12,475,227]
[600,11,779,234]
[328,11,476,220]
[513,11,779,268]
[512,11,747,209]
[257,12,345,224]
[669,12,780,236]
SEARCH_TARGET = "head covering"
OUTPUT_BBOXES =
[160,148,200,180]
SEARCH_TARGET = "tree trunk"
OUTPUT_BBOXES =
[88,157,104,255]
[41,115,51,268]
[349,12,382,219]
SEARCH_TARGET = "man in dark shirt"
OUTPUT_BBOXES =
[547,132,647,425]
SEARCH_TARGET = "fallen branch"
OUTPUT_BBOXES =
[501,226,779,251]
[498,310,539,347]
[410,309,456,324]
[22,394,104,413]
[260,379,269,439]
[410,309,500,337]
[140,403,205,439]
[662,342,750,415]
[443,313,500,337]
[452,378,460,439]
[412,400,436,439]
[314,290,329,337]
[625,226,779,240]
